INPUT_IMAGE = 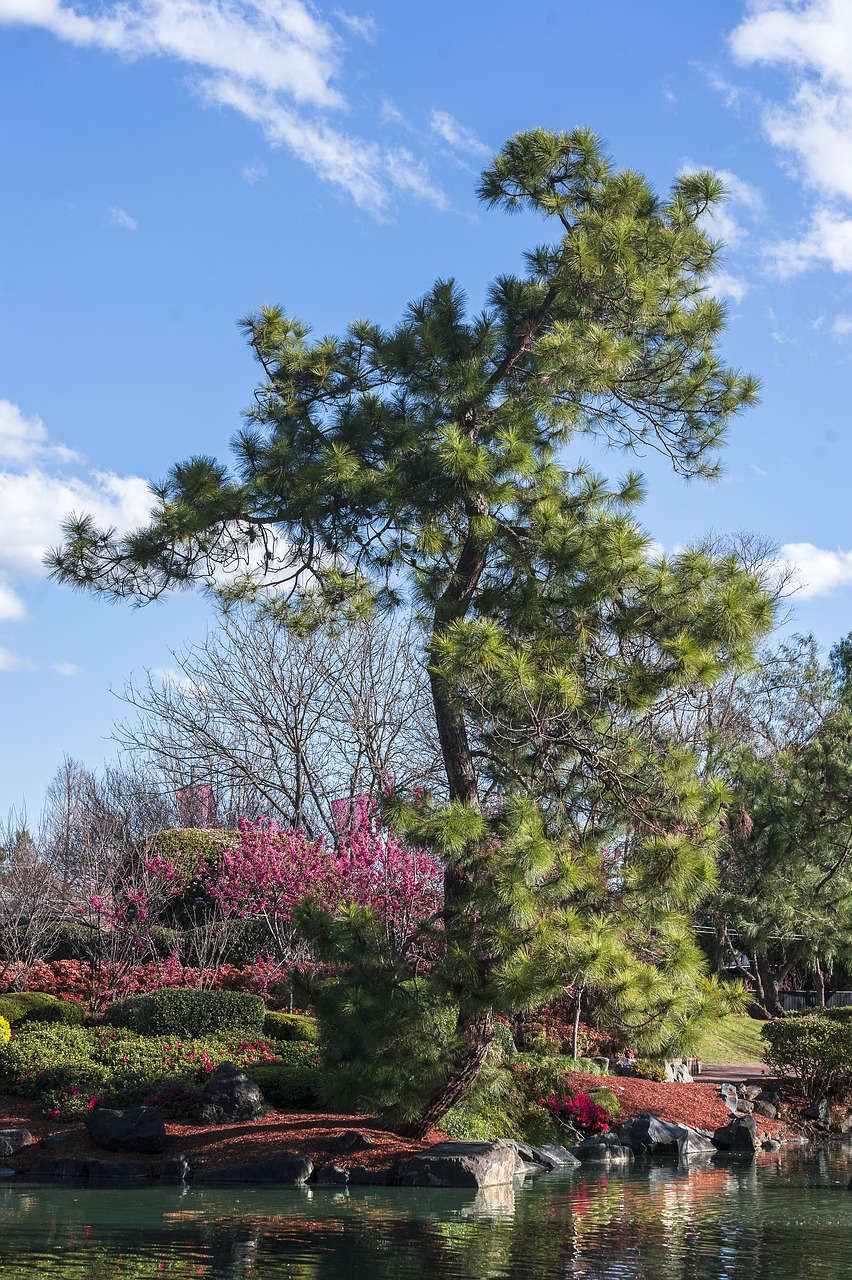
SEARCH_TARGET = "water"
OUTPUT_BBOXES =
[2,1148,852,1279]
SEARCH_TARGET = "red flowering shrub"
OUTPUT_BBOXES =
[538,1091,611,1133]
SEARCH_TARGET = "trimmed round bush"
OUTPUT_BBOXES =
[631,1059,667,1082]
[587,1087,621,1121]
[105,989,265,1039]
[762,1009,852,1095]
[0,992,85,1027]
[263,1012,320,1044]
[247,1058,320,1110]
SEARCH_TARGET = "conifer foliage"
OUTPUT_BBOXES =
[50,130,773,1134]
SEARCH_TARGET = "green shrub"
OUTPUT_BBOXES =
[441,1096,521,1141]
[511,1055,603,1106]
[248,1054,321,1110]
[263,1011,320,1044]
[0,1015,10,1045]
[0,992,85,1027]
[587,1087,621,1121]
[631,1059,667,1082]
[761,1010,852,1095]
[105,989,265,1039]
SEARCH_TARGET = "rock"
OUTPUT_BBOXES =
[326,1130,375,1154]
[0,1167,14,1178]
[161,1154,192,1184]
[0,1129,33,1156]
[614,1059,635,1076]
[735,1100,755,1115]
[802,1098,830,1126]
[528,1143,580,1169]
[762,1139,782,1152]
[720,1083,739,1114]
[396,1141,516,1188]
[39,1131,76,1152]
[618,1113,681,1156]
[738,1084,763,1101]
[85,1106,167,1154]
[29,1156,89,1179]
[193,1062,268,1125]
[86,1158,149,1182]
[572,1132,633,1164]
[314,1163,348,1185]
[758,1088,783,1108]
[592,1056,611,1072]
[349,1165,389,1186]
[752,1100,777,1119]
[665,1062,694,1084]
[194,1155,313,1185]
[677,1126,716,1160]
[712,1114,758,1154]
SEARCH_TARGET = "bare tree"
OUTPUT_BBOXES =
[114,608,443,836]
[0,814,64,990]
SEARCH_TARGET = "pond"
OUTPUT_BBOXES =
[2,1147,852,1279]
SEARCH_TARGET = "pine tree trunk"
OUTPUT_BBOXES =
[397,1008,495,1139]
[754,953,786,1018]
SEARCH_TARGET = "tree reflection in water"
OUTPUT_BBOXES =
[2,1151,852,1279]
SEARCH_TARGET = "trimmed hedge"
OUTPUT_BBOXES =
[247,1055,321,1110]
[0,992,85,1027]
[762,1008,852,1095]
[105,989,265,1039]
[263,1012,320,1044]
[588,1087,622,1121]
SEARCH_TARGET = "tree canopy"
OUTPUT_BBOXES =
[49,128,774,1132]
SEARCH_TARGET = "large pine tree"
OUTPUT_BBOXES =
[50,130,773,1133]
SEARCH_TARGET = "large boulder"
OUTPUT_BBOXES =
[326,1130,375,1154]
[396,1140,516,1188]
[572,1132,633,1164]
[193,1062,268,1125]
[665,1062,694,1084]
[85,1106,166,1154]
[618,1113,680,1156]
[712,1114,758,1154]
[86,1158,149,1183]
[0,1130,33,1157]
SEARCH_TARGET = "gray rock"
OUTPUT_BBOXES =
[85,1106,166,1154]
[665,1062,694,1084]
[348,1165,389,1186]
[614,1059,635,1076]
[0,1129,33,1156]
[326,1130,375,1154]
[194,1155,313,1185]
[802,1098,830,1126]
[592,1057,611,1072]
[314,1163,348,1184]
[712,1114,758,1154]
[618,1113,680,1156]
[738,1084,763,1102]
[0,1167,15,1178]
[752,1100,777,1119]
[677,1126,716,1160]
[735,1099,755,1114]
[529,1143,580,1169]
[39,1131,76,1152]
[573,1132,633,1164]
[762,1139,782,1151]
[86,1158,149,1182]
[30,1156,89,1179]
[161,1154,192,1184]
[193,1062,268,1125]
[396,1141,516,1188]
[758,1088,783,1108]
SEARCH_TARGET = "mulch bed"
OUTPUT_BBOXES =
[0,1072,793,1177]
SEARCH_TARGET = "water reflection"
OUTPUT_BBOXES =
[2,1149,852,1279]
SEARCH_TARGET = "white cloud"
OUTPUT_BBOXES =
[0,582,27,622]
[52,661,82,677]
[241,158,267,183]
[333,8,376,41]
[730,2,852,274]
[0,647,23,671]
[107,205,138,230]
[777,541,852,598]
[832,313,852,337]
[0,0,448,215]
[430,110,490,159]
[709,269,749,303]
[0,399,81,465]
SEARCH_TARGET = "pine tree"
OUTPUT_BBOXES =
[49,129,773,1133]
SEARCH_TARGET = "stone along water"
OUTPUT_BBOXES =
[2,1147,852,1279]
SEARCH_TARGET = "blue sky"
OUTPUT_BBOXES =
[2,0,852,815]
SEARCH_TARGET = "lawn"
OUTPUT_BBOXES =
[692,1015,766,1063]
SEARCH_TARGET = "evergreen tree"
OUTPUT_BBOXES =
[49,129,772,1132]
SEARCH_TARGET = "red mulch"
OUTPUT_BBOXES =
[0,1072,792,1178]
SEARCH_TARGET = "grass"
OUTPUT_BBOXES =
[691,1014,766,1063]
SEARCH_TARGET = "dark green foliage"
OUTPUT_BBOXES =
[143,828,238,882]
[104,989,265,1039]
[0,992,85,1027]
[761,1010,852,1095]
[247,1052,321,1110]
[263,1011,319,1044]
